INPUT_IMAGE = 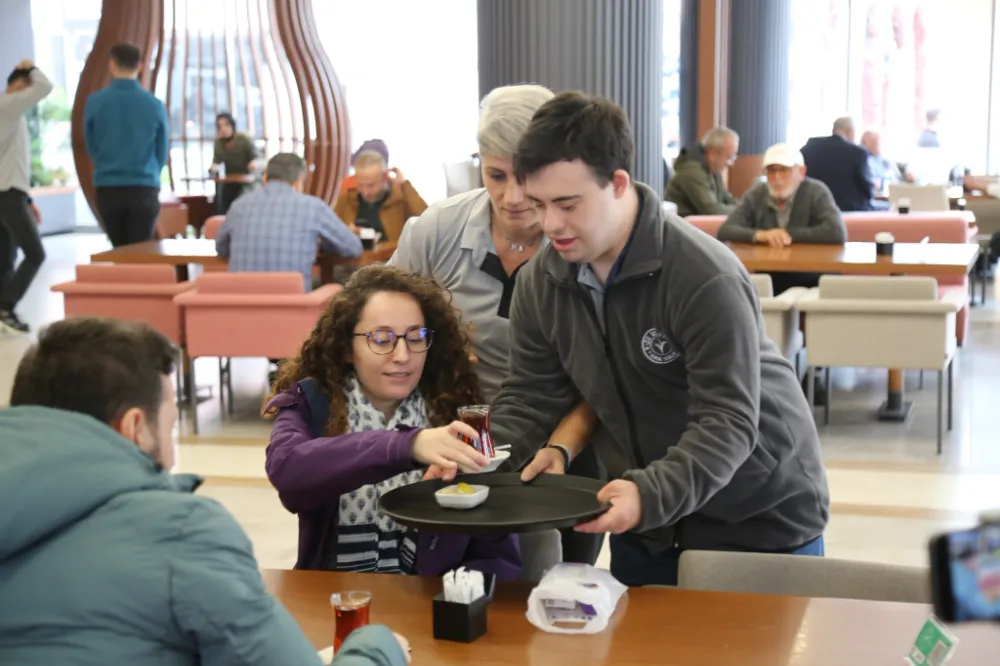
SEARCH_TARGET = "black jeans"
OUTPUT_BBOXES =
[0,188,45,312]
[767,271,822,294]
[95,186,160,247]
[559,445,605,565]
[216,182,245,214]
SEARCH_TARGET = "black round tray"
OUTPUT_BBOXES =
[378,473,608,534]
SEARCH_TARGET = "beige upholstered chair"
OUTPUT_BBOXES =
[750,274,807,375]
[887,183,950,211]
[797,275,962,452]
[678,550,931,604]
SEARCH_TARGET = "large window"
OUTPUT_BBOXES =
[790,0,995,175]
[663,0,682,161]
[852,0,994,172]
[787,0,851,147]
[29,0,101,188]
[311,0,478,204]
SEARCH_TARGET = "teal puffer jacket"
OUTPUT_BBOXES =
[0,406,405,666]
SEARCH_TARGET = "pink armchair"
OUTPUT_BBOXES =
[203,215,225,239]
[173,272,342,432]
[51,264,194,345]
[201,215,228,273]
[156,202,190,239]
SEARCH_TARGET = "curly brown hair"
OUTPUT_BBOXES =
[263,265,482,435]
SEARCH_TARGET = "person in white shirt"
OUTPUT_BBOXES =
[0,59,52,333]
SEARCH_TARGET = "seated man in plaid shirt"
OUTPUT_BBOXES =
[215,152,362,291]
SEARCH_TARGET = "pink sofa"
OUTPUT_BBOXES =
[173,272,342,432]
[51,264,194,345]
[685,211,976,240]
[684,211,976,344]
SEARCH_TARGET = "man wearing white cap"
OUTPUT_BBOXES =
[718,143,845,254]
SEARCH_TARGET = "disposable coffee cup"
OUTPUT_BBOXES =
[898,197,910,214]
[875,231,895,256]
[359,227,377,249]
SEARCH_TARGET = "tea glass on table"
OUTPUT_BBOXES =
[457,405,495,458]
[331,590,372,651]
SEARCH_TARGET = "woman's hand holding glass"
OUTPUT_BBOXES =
[412,421,488,474]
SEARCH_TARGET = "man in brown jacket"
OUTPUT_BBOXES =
[334,139,428,242]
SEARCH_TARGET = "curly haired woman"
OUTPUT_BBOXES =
[263,265,521,578]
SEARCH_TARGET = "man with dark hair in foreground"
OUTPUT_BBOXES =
[486,92,830,587]
[0,317,410,665]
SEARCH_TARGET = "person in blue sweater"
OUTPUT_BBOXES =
[84,42,169,247]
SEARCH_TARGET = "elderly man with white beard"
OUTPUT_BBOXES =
[717,143,846,293]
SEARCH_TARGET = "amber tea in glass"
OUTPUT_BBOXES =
[457,405,495,458]
[331,590,371,651]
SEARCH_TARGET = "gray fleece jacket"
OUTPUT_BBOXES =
[490,183,829,554]
[717,177,847,244]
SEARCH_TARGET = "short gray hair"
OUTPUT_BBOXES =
[353,150,386,171]
[832,116,854,134]
[701,126,738,150]
[265,153,307,184]
[478,84,555,159]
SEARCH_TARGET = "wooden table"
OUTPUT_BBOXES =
[90,238,397,283]
[729,241,979,421]
[729,241,979,277]
[264,569,996,665]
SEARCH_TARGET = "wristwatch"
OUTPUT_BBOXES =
[546,443,572,470]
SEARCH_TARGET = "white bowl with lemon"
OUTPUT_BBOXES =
[435,482,489,509]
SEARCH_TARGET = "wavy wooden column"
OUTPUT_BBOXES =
[71,0,349,220]
[71,0,163,221]
[270,0,351,203]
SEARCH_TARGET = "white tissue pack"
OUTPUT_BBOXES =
[525,563,627,634]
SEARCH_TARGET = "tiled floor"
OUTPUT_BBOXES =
[4,232,1000,571]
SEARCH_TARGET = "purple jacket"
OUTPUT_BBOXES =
[264,382,522,580]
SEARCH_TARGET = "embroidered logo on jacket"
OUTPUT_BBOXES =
[641,328,679,364]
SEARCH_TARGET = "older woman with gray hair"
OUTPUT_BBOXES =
[389,85,603,572]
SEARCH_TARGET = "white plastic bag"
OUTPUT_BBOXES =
[525,563,627,634]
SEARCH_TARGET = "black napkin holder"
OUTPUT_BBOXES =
[432,572,496,643]
[876,241,894,256]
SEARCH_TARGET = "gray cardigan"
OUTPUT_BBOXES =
[717,177,847,244]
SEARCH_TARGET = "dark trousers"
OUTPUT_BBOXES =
[0,219,16,293]
[216,182,244,214]
[95,186,160,247]
[767,271,822,294]
[609,532,826,587]
[0,188,45,312]
[559,445,605,565]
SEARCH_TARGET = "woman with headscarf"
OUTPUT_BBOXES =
[210,112,258,213]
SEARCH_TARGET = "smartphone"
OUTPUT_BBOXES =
[929,522,1000,623]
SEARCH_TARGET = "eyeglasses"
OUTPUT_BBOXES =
[354,327,433,355]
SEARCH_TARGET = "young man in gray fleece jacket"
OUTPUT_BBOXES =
[487,93,830,587]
